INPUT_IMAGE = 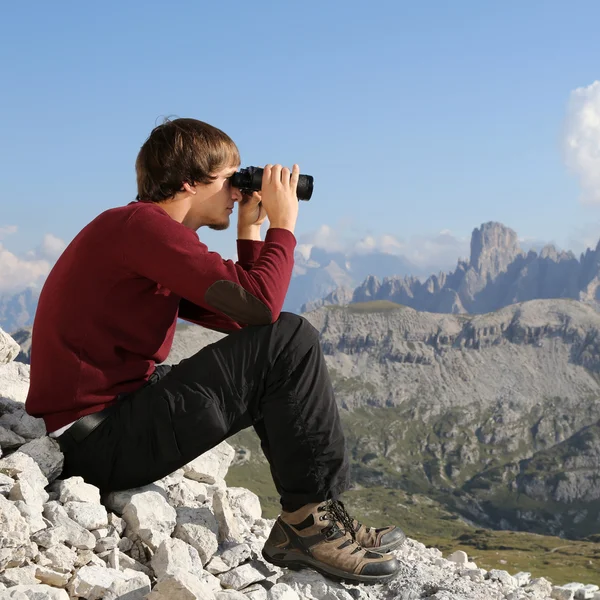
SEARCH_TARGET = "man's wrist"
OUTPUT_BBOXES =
[237,224,262,241]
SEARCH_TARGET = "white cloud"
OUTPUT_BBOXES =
[0,233,67,294]
[0,225,18,239]
[564,81,600,205]
[297,225,469,272]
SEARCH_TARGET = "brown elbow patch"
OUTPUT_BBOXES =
[205,281,273,325]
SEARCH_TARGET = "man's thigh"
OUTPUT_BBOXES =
[103,323,277,490]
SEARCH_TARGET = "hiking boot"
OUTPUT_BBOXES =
[351,512,406,553]
[262,500,400,584]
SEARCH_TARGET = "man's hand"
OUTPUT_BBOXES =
[237,191,266,240]
[261,164,300,234]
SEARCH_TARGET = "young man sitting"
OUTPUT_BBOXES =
[25,117,405,583]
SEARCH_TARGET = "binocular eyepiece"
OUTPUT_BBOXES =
[228,166,314,201]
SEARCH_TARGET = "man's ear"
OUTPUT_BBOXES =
[182,182,197,195]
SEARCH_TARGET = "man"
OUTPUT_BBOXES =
[25,117,404,584]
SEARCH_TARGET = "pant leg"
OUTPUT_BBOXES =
[61,313,350,511]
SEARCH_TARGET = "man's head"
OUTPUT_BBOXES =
[135,117,242,230]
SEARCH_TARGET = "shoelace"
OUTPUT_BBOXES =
[321,499,358,543]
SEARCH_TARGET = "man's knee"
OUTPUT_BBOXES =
[276,312,319,344]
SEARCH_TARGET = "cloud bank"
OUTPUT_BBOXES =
[0,230,66,294]
[297,226,470,272]
[564,80,600,205]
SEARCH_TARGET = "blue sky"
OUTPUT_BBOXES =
[1,0,600,291]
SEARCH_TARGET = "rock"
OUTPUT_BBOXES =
[63,501,108,531]
[54,477,101,504]
[182,441,235,484]
[0,566,39,586]
[67,565,151,600]
[41,503,96,550]
[446,550,469,565]
[150,538,203,579]
[513,572,531,587]
[121,491,177,551]
[487,569,515,586]
[0,425,26,450]
[552,587,576,600]
[212,487,243,542]
[41,544,77,572]
[0,452,48,493]
[0,584,70,599]
[218,563,267,590]
[34,565,71,587]
[220,543,251,569]
[146,570,214,600]
[577,585,600,599]
[17,438,63,482]
[227,487,262,523]
[268,583,300,600]
[103,483,168,515]
[0,330,20,364]
[174,506,219,565]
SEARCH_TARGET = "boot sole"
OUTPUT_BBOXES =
[262,546,400,585]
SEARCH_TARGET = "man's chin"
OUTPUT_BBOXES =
[208,219,230,232]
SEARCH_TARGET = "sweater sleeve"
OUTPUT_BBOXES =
[237,239,264,270]
[124,207,295,325]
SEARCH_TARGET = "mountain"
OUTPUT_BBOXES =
[164,298,600,541]
[303,222,596,314]
[283,245,422,313]
[0,287,39,333]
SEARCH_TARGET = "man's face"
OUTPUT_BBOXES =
[194,163,242,230]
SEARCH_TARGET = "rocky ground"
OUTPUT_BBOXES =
[1,329,600,599]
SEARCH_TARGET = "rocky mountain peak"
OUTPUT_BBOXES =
[469,222,524,277]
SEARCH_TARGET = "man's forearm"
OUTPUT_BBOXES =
[237,224,262,241]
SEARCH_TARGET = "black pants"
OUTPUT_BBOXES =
[58,313,350,512]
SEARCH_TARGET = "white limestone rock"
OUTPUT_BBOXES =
[0,452,48,493]
[41,502,96,550]
[220,543,251,569]
[68,564,151,600]
[182,441,235,484]
[0,425,26,450]
[121,490,176,551]
[446,550,469,565]
[212,487,243,543]
[40,544,77,572]
[34,565,71,588]
[0,329,20,364]
[63,501,108,531]
[0,495,31,561]
[146,569,214,600]
[17,437,63,482]
[103,483,168,515]
[0,583,70,599]
[218,563,266,590]
[13,501,46,535]
[54,476,101,504]
[513,571,532,587]
[174,506,219,565]
[577,585,600,599]
[150,537,203,579]
[267,583,300,600]
[227,487,262,524]
[0,566,39,586]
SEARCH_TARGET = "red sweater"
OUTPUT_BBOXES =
[25,200,296,433]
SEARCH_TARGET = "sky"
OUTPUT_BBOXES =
[2,0,600,292]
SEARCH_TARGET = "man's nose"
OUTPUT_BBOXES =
[231,187,243,202]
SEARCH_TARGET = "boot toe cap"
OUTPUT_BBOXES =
[380,527,406,548]
[361,556,400,577]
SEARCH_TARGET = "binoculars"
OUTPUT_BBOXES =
[229,166,314,201]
